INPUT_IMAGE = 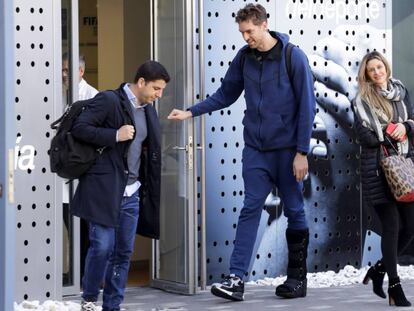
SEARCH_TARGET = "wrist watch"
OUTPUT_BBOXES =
[298,151,308,156]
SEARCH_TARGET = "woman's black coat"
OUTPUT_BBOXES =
[353,91,414,206]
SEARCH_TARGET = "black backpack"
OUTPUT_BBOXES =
[49,99,104,179]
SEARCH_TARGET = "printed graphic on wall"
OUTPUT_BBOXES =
[203,0,390,283]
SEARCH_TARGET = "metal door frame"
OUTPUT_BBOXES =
[0,0,16,309]
[61,0,81,296]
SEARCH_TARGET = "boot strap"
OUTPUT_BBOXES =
[287,241,306,252]
[287,267,306,279]
[389,282,401,289]
[288,250,305,261]
[281,277,307,291]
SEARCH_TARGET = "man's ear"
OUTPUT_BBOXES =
[79,66,85,79]
[137,77,146,88]
[262,20,268,31]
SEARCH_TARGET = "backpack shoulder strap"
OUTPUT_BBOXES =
[239,47,249,73]
[50,98,91,130]
[285,42,295,87]
[50,114,64,130]
[108,88,134,126]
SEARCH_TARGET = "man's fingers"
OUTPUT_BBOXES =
[168,109,192,120]
[295,168,307,182]
[293,154,308,182]
[118,125,135,141]
[126,125,134,139]
[127,125,134,136]
[167,109,181,120]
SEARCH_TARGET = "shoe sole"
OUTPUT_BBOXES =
[211,286,244,301]
[275,291,306,299]
[275,286,307,298]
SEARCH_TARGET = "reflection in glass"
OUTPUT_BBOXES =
[61,0,74,288]
[156,0,187,284]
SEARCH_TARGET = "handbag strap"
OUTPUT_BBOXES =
[381,145,389,157]
[383,136,400,156]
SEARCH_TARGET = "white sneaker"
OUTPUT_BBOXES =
[211,274,245,301]
[81,300,97,311]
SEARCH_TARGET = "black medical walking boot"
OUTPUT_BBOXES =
[211,274,245,301]
[275,228,309,299]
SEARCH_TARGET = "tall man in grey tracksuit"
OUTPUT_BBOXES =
[168,3,315,301]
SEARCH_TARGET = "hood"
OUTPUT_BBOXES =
[271,31,290,47]
[243,31,290,63]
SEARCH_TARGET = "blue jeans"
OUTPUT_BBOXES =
[230,146,307,278]
[82,190,139,311]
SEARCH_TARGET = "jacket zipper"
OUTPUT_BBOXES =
[258,60,263,149]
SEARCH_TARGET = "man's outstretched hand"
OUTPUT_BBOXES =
[167,109,193,120]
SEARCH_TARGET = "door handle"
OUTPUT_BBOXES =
[172,145,189,152]
[172,137,193,170]
[172,145,203,151]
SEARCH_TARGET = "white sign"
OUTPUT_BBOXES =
[14,136,35,171]
[286,0,380,25]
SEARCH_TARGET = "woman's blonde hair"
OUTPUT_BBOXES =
[357,51,392,121]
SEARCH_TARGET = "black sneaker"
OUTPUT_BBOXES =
[211,274,244,301]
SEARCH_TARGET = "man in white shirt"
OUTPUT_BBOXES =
[61,53,99,284]
[78,55,99,100]
[62,53,99,106]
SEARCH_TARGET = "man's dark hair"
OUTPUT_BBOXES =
[235,3,267,25]
[134,60,170,84]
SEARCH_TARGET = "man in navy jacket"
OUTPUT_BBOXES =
[168,4,315,301]
[71,61,170,311]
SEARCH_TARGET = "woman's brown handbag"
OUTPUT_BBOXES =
[380,142,414,202]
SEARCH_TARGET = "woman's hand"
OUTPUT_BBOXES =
[389,123,407,141]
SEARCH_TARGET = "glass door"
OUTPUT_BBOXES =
[151,0,198,294]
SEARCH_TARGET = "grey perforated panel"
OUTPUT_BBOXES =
[14,0,62,301]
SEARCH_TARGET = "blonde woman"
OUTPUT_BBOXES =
[352,51,414,307]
